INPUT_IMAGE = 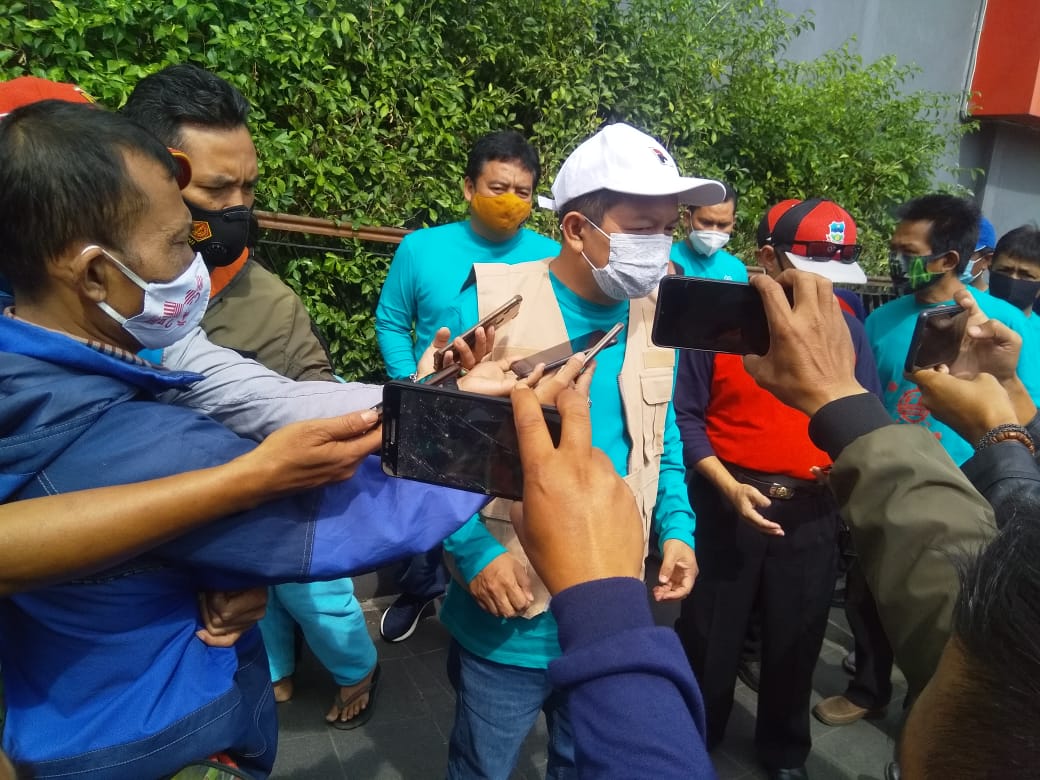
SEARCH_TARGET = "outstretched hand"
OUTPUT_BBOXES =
[913,289,1036,427]
[743,270,867,417]
[237,409,382,496]
[508,382,644,595]
[912,369,1019,444]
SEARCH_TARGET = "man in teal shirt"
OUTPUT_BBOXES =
[985,225,1040,343]
[867,194,1040,466]
[437,122,723,779]
[375,131,560,643]
[670,181,746,281]
[376,131,560,380]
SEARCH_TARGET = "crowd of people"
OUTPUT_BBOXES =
[0,64,1038,780]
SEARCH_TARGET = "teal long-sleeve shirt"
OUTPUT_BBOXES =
[374,220,560,379]
[439,268,696,669]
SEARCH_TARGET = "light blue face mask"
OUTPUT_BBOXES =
[581,218,672,300]
[960,252,991,285]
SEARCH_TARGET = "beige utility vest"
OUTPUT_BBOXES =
[444,258,675,617]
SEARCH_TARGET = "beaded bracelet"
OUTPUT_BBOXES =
[975,423,1036,454]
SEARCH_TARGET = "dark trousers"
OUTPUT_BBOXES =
[843,558,894,709]
[394,546,447,600]
[676,474,839,770]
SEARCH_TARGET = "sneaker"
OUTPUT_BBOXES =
[379,593,440,643]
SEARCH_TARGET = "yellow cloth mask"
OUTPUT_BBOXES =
[470,192,532,234]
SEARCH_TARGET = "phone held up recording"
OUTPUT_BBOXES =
[652,276,771,355]
[904,304,969,373]
[380,380,562,501]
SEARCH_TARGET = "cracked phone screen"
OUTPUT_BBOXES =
[389,386,562,501]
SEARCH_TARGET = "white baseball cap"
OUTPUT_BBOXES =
[538,122,725,211]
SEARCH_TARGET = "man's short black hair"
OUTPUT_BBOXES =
[465,130,542,190]
[895,194,981,275]
[994,225,1040,268]
[556,189,630,225]
[122,64,250,148]
[0,101,181,292]
[688,181,737,216]
[922,512,1040,776]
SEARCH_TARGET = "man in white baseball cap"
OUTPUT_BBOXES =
[436,122,723,778]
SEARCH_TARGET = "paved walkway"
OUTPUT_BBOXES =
[270,589,905,779]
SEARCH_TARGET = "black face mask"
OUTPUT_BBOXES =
[989,271,1040,312]
[186,201,254,268]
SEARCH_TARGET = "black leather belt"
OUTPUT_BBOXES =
[723,463,828,501]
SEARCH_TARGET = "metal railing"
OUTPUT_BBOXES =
[254,210,898,315]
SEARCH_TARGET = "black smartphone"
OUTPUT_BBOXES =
[433,294,523,370]
[651,276,770,355]
[904,304,970,373]
[508,327,620,379]
[381,380,562,501]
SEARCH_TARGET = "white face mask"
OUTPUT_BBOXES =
[688,229,730,257]
[94,247,211,349]
[582,219,672,300]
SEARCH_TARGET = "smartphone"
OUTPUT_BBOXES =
[904,304,970,373]
[381,380,562,501]
[651,276,770,355]
[578,322,625,373]
[433,294,523,370]
[508,327,621,379]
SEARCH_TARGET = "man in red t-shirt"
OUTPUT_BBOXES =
[673,199,882,779]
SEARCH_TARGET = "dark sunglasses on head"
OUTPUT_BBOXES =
[784,241,863,264]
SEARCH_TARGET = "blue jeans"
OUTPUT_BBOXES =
[446,641,575,780]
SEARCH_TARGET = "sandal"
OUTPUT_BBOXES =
[327,664,381,731]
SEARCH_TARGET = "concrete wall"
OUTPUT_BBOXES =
[774,0,1040,237]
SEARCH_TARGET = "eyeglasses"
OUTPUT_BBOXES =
[784,241,862,263]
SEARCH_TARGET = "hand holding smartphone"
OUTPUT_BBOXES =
[652,276,770,355]
[380,380,562,500]
[433,294,522,370]
[904,305,970,373]
[509,323,624,379]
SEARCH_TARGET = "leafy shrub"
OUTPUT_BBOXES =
[2,0,968,380]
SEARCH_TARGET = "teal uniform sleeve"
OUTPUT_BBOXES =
[376,239,421,379]
[651,400,697,551]
[443,514,510,582]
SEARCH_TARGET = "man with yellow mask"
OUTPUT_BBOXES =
[375,130,559,642]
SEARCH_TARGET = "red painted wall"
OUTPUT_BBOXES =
[970,0,1040,125]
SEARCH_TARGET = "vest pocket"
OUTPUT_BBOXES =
[639,368,674,460]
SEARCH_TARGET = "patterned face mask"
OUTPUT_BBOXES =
[889,250,947,295]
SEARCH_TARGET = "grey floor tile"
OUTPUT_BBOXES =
[712,748,755,779]
[330,715,448,779]
[270,733,345,779]
[271,596,906,779]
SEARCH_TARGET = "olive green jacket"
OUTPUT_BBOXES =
[810,394,997,696]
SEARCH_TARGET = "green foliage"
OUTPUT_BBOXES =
[2,0,969,379]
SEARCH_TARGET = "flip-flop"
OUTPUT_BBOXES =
[327,664,381,731]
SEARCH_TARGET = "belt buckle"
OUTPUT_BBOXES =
[768,484,794,499]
